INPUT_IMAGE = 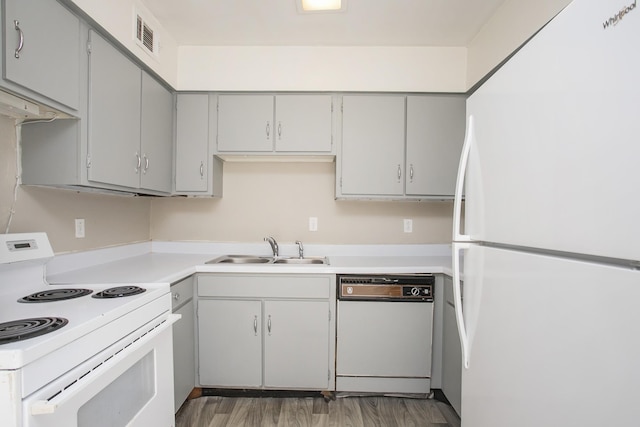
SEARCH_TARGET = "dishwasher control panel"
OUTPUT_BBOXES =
[338,274,434,302]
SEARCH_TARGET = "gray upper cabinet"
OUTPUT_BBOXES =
[217,94,274,152]
[88,30,172,193]
[274,95,333,153]
[176,94,209,192]
[406,95,465,197]
[87,30,142,189]
[337,94,465,200]
[141,72,173,193]
[175,93,223,196]
[2,0,80,111]
[216,94,333,154]
[21,28,174,196]
[339,95,406,197]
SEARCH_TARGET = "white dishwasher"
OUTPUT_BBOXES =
[336,274,435,395]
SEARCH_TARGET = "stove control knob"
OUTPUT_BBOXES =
[346,286,353,295]
[411,287,420,296]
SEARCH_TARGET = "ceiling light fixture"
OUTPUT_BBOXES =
[299,0,346,13]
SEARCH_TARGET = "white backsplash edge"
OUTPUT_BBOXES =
[46,241,152,276]
[150,241,451,258]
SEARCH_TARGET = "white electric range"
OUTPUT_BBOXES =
[0,233,178,427]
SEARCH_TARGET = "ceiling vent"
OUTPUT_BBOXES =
[135,12,158,56]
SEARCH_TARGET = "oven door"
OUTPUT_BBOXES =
[23,313,179,427]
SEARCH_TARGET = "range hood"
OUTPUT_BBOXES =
[0,89,70,120]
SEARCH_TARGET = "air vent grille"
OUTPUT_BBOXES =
[135,14,156,55]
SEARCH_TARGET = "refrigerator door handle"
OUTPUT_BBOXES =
[452,242,470,369]
[453,115,474,242]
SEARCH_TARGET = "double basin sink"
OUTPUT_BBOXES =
[206,254,329,265]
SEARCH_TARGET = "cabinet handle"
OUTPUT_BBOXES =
[172,293,180,301]
[135,152,141,173]
[143,155,149,174]
[267,314,272,335]
[409,164,414,182]
[266,121,271,139]
[397,164,402,181]
[277,122,282,140]
[199,161,204,178]
[14,20,24,59]
[253,315,258,336]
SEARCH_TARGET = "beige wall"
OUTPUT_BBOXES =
[177,46,467,93]
[0,117,151,253]
[466,0,572,88]
[151,162,453,244]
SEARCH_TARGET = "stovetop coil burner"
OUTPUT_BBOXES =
[92,286,146,299]
[18,288,93,303]
[0,317,69,344]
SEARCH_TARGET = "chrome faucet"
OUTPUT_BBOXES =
[264,236,279,257]
[295,240,304,258]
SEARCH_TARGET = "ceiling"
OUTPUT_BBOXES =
[141,0,507,47]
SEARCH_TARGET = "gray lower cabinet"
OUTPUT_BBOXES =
[197,274,335,390]
[1,0,80,112]
[171,276,195,413]
[174,93,223,196]
[337,94,465,200]
[442,275,462,416]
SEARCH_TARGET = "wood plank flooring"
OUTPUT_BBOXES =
[175,395,461,427]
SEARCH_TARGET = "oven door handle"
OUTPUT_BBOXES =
[30,313,180,416]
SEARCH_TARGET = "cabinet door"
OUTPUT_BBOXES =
[87,30,141,189]
[217,94,274,152]
[275,95,332,152]
[198,299,262,387]
[175,94,209,192]
[173,299,195,412]
[442,276,462,415]
[406,95,465,197]
[340,95,405,196]
[263,300,330,389]
[3,0,80,109]
[140,72,172,193]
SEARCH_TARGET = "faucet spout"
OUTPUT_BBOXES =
[295,240,304,258]
[264,236,279,257]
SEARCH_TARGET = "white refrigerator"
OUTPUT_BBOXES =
[452,0,640,426]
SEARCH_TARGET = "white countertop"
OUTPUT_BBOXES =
[46,241,453,285]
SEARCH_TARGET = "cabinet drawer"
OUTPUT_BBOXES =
[198,274,332,299]
[171,276,194,310]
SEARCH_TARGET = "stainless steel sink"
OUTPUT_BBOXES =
[206,255,273,264]
[273,257,328,265]
[206,255,328,265]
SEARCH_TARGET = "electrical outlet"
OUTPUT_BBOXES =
[403,219,413,233]
[75,218,85,238]
[309,217,318,232]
